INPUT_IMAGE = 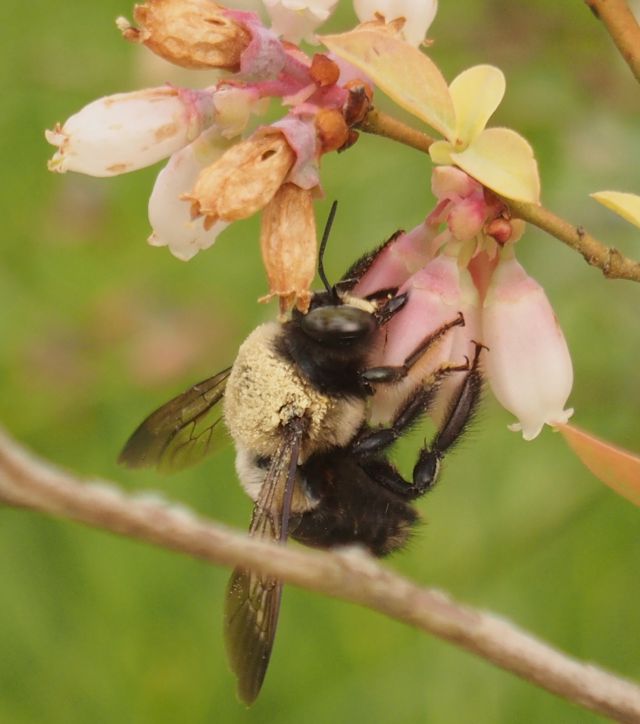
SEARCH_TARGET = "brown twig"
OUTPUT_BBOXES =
[0,428,639,721]
[507,198,640,282]
[358,109,640,283]
[358,108,434,153]
[585,0,640,84]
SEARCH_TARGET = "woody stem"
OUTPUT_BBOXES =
[357,109,640,284]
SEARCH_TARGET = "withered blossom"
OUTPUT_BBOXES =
[310,53,341,87]
[315,108,350,153]
[183,129,296,227]
[259,183,317,313]
[117,0,251,70]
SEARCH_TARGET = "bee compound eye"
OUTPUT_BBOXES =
[301,305,376,344]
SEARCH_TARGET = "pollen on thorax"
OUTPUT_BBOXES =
[223,322,333,457]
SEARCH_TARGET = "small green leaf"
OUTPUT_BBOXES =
[449,65,505,146]
[451,127,540,203]
[321,28,456,138]
[590,190,640,229]
[557,423,640,507]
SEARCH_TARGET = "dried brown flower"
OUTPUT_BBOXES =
[183,130,296,228]
[343,81,373,126]
[310,54,340,87]
[260,183,316,314]
[315,108,350,153]
[117,0,251,71]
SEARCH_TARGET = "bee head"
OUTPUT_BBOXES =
[287,201,374,344]
[293,291,377,345]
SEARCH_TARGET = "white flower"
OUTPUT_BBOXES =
[262,0,338,44]
[148,128,230,261]
[353,0,438,46]
[46,86,216,177]
[482,255,574,440]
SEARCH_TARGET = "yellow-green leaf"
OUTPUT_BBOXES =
[450,65,505,147]
[428,140,454,165]
[591,190,640,229]
[557,423,640,507]
[451,127,540,203]
[321,28,456,138]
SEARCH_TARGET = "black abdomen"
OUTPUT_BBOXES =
[292,452,419,558]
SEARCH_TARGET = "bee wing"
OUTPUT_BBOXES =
[224,417,306,706]
[118,368,231,473]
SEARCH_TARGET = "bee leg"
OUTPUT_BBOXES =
[352,396,426,496]
[411,343,484,496]
[352,357,470,458]
[356,343,484,500]
[374,292,409,326]
[351,386,439,457]
[358,458,416,499]
[360,313,465,385]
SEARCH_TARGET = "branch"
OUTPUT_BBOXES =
[585,0,640,84]
[0,429,639,720]
[507,198,640,282]
[357,108,434,153]
[358,110,640,283]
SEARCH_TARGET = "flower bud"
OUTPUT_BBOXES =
[353,0,438,46]
[183,129,296,226]
[46,86,215,177]
[263,0,338,44]
[148,128,230,261]
[430,166,525,249]
[260,183,316,313]
[485,218,513,245]
[482,256,574,440]
[117,0,251,71]
[430,166,488,242]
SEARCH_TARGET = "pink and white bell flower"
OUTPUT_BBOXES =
[262,0,339,44]
[148,127,231,261]
[351,219,438,298]
[354,162,573,442]
[46,86,217,177]
[368,253,475,424]
[413,261,481,431]
[482,253,574,440]
[353,0,438,46]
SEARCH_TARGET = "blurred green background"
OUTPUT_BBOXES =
[1,1,639,722]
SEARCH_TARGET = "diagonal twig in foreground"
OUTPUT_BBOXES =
[0,427,638,722]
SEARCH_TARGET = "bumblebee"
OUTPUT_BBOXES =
[120,204,482,704]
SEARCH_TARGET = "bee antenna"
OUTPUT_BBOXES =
[318,201,338,297]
